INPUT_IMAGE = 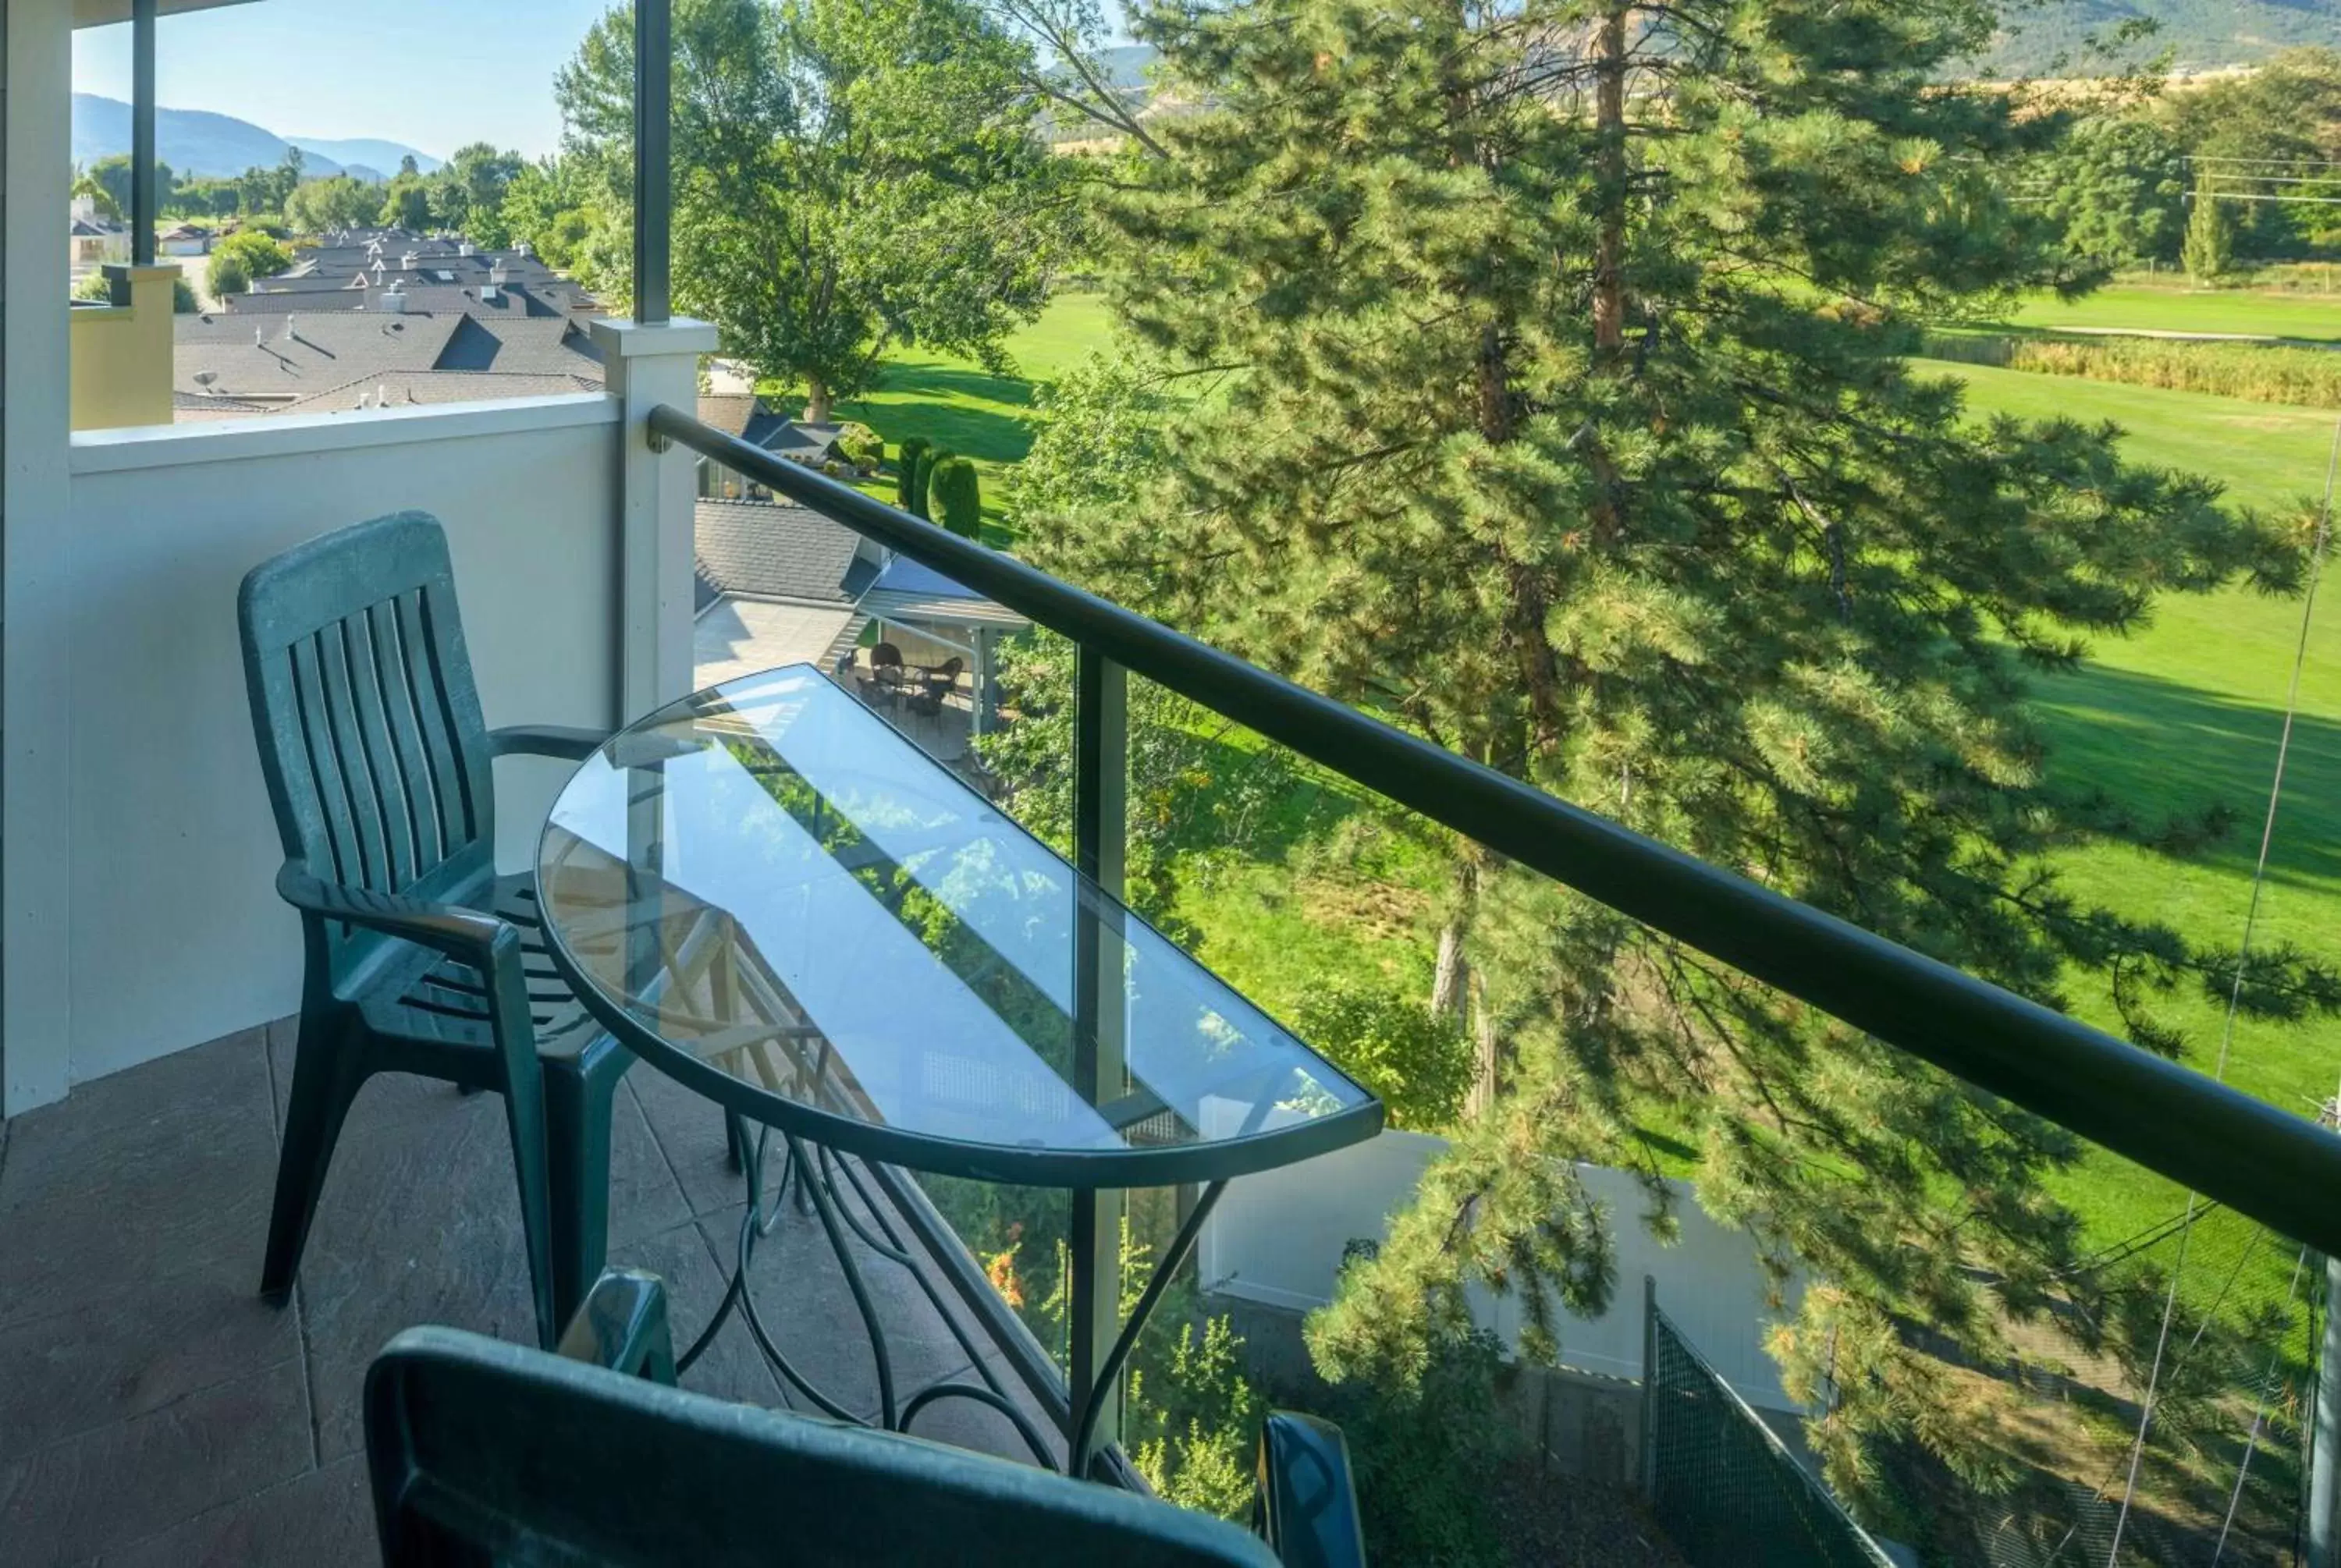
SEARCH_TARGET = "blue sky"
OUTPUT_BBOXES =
[73,0,616,161]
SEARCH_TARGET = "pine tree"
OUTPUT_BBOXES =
[2183,176,2233,284]
[1020,0,2337,1516]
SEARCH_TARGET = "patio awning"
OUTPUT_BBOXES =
[860,556,1031,632]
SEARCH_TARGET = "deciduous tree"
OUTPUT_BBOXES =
[555,0,1066,420]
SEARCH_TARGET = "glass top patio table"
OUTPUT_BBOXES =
[534,663,1383,1190]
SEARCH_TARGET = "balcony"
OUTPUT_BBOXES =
[16,2,2341,1563]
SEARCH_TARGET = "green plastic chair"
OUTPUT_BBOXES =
[367,1268,1369,1566]
[239,510,632,1347]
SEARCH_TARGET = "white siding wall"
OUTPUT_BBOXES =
[1199,1127,1803,1409]
[57,397,624,1087]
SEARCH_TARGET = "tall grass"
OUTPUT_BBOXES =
[1920,331,2341,407]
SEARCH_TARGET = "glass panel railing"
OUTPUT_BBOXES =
[1091,619,2339,1564]
[659,396,2341,1557]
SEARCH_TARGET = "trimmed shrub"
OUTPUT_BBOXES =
[896,435,931,514]
[915,446,956,522]
[930,455,982,539]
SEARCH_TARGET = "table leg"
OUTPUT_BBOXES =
[1068,1178,1230,1479]
[684,1124,1063,1469]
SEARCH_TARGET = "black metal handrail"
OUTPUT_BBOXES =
[650,402,2341,1259]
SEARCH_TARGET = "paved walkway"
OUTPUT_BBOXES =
[0,1024,1054,1566]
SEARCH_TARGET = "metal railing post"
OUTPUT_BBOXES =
[2314,1254,2341,1568]
[1070,645,1128,1475]
[1640,1274,1658,1501]
[130,0,156,267]
[631,0,672,325]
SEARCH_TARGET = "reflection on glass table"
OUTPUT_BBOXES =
[535,664,1382,1477]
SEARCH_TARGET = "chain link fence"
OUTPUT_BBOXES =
[1643,1282,1896,1567]
[1971,1202,2319,1568]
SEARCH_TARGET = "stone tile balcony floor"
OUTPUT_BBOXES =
[0,1023,1060,1566]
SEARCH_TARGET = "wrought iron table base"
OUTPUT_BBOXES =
[673,1119,1226,1480]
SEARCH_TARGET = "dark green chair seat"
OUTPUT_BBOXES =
[355,878,602,1060]
[366,1269,1366,1567]
[240,511,645,1348]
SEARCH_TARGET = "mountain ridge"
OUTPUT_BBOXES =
[71,93,439,183]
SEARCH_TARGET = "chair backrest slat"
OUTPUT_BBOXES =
[241,513,499,975]
[361,598,434,886]
[314,615,396,895]
[397,582,485,857]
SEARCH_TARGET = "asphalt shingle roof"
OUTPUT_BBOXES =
[282,370,603,413]
[175,309,602,405]
[694,499,872,609]
[175,312,464,400]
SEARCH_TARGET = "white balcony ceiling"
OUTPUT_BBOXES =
[73,0,260,28]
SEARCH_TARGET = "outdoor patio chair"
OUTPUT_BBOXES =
[922,654,966,696]
[239,511,638,1349]
[872,640,909,686]
[366,1268,1368,1567]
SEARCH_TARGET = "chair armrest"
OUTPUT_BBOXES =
[490,724,611,762]
[275,863,510,963]
[1253,1411,1367,1568]
[555,1268,678,1385]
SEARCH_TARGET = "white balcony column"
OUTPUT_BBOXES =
[5,0,76,1114]
[591,316,718,722]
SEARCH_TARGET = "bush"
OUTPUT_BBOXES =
[83,269,206,314]
[912,446,955,522]
[1312,1311,1512,1566]
[1290,979,1475,1130]
[207,229,293,299]
[218,229,293,275]
[834,420,883,467]
[896,435,932,514]
[1920,330,2341,407]
[206,250,251,297]
[930,455,982,539]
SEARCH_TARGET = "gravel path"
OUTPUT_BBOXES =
[1491,1462,1688,1566]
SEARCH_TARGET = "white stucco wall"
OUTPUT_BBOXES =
[55,396,625,1087]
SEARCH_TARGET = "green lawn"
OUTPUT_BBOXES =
[770,293,1117,537]
[835,295,2341,1263]
[1998,282,2341,342]
[1931,359,2341,1254]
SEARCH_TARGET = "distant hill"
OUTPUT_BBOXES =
[1080,16,2341,90]
[70,93,439,182]
[287,137,442,178]
[1092,44,1157,89]
[1981,0,2341,76]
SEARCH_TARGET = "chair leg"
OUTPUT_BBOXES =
[491,1044,559,1351]
[543,1049,627,1335]
[261,1015,366,1306]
